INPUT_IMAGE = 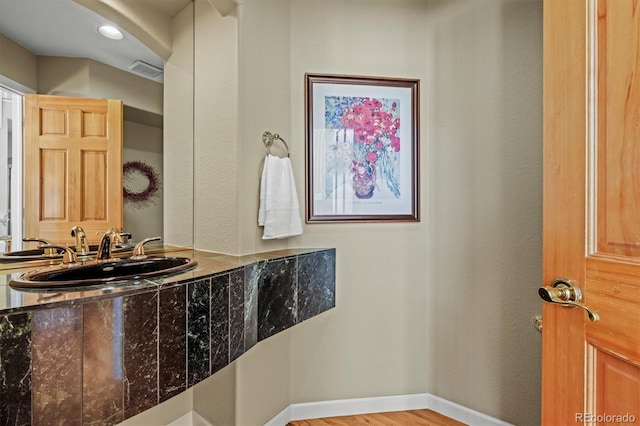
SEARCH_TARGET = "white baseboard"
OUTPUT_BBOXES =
[264,393,513,426]
[167,411,214,426]
[266,406,293,426]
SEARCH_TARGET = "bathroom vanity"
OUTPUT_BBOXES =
[0,247,336,425]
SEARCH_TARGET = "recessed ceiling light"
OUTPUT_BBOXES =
[97,25,123,40]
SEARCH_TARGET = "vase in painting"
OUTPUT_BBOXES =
[352,161,376,199]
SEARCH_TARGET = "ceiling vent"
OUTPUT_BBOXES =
[127,60,163,78]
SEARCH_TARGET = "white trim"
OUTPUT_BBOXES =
[9,92,22,250]
[0,75,35,95]
[167,412,192,426]
[264,406,293,426]
[264,393,513,426]
[167,411,214,426]
[423,394,513,426]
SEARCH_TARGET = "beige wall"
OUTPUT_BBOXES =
[118,388,193,426]
[236,0,292,253]
[3,0,543,424]
[193,0,239,254]
[37,56,163,115]
[0,36,163,112]
[0,33,37,91]
[123,120,164,241]
[285,0,431,419]
[164,2,195,247]
[37,56,91,96]
[174,0,543,425]
[2,0,544,424]
[234,1,293,423]
[3,0,545,423]
[423,0,542,422]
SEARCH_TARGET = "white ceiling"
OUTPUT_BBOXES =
[0,0,190,83]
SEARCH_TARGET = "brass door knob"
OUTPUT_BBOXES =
[538,278,599,322]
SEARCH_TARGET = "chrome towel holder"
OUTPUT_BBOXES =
[262,131,290,157]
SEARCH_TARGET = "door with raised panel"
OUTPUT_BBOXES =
[542,0,640,424]
[24,94,123,245]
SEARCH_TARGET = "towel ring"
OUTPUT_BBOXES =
[262,131,290,157]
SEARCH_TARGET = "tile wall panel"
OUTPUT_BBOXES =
[210,273,230,374]
[0,312,32,426]
[298,250,336,322]
[258,257,297,341]
[32,306,82,426]
[159,284,187,402]
[229,269,245,362]
[187,278,211,387]
[82,298,124,426]
[123,291,159,419]
[243,263,260,353]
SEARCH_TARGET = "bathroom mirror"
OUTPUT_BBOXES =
[0,0,194,268]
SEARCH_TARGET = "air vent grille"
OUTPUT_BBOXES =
[127,60,163,78]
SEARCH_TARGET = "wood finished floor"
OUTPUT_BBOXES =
[286,409,467,426]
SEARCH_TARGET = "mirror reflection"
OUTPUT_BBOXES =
[0,88,21,252]
[0,0,179,258]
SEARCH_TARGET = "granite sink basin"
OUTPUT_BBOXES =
[0,247,65,261]
[9,256,198,289]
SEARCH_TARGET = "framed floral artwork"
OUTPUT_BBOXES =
[305,73,420,222]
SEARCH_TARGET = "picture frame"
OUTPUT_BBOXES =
[305,73,420,223]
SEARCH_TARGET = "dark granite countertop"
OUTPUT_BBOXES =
[0,247,336,425]
[0,247,328,314]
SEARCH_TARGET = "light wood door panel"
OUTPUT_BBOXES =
[543,0,640,424]
[586,257,640,363]
[542,0,587,421]
[24,94,123,245]
[81,150,108,221]
[593,349,640,421]
[597,0,640,256]
[40,149,67,220]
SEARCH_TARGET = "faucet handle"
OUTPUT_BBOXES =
[119,232,132,244]
[23,237,53,246]
[131,237,162,260]
[40,244,78,265]
[23,237,56,255]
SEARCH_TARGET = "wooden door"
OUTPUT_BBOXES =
[542,0,640,424]
[24,94,123,245]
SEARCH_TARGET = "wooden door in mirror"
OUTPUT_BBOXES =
[24,94,123,245]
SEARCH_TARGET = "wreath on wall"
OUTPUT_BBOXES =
[123,160,161,208]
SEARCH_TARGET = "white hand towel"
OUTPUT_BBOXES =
[258,154,303,239]
[258,155,270,227]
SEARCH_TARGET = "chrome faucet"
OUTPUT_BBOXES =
[70,226,89,255]
[96,228,123,261]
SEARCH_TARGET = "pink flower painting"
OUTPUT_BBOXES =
[325,96,401,198]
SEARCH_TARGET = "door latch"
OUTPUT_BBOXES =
[538,278,599,322]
